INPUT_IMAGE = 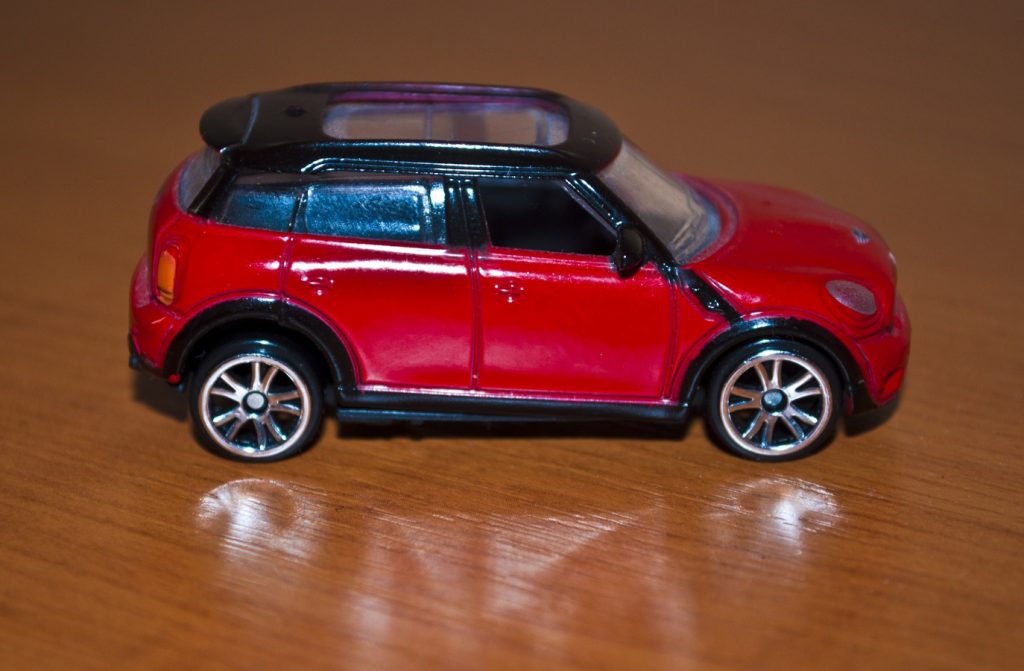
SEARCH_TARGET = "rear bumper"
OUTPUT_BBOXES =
[129,255,182,381]
[128,335,141,369]
[128,334,164,377]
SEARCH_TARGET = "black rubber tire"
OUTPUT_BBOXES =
[189,338,324,462]
[705,339,841,462]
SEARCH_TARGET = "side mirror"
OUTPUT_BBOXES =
[612,225,646,277]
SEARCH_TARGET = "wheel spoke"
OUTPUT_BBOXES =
[762,415,778,449]
[268,390,301,404]
[253,418,269,450]
[752,363,770,390]
[210,387,241,402]
[789,387,823,401]
[250,361,262,390]
[787,405,819,426]
[212,408,241,427]
[742,411,767,440]
[729,398,761,412]
[264,415,286,443]
[271,403,302,416]
[781,415,806,440]
[260,365,280,393]
[218,372,247,396]
[225,416,247,441]
[770,359,782,388]
[730,386,759,400]
[786,372,814,394]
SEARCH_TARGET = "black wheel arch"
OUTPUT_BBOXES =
[163,297,358,395]
[680,317,874,415]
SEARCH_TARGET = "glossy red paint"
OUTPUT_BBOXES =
[129,254,172,370]
[692,179,896,334]
[130,157,909,416]
[853,296,911,406]
[666,177,909,408]
[132,163,289,370]
[286,236,473,389]
[475,247,675,398]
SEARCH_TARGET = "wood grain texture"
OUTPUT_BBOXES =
[1,1,1022,669]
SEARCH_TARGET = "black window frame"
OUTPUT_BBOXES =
[193,158,676,267]
[198,167,469,247]
[298,163,471,247]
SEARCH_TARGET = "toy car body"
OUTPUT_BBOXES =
[129,82,909,461]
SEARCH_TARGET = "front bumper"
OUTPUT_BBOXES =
[850,295,911,412]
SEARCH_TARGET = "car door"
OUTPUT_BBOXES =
[285,171,473,390]
[470,177,675,399]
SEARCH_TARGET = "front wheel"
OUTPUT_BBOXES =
[706,341,840,461]
[190,339,323,461]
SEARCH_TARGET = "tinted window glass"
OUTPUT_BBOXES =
[302,177,446,244]
[478,179,615,256]
[209,182,300,232]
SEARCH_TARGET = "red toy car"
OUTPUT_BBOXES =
[129,83,909,462]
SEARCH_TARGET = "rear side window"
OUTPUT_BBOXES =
[177,147,220,211]
[207,182,301,232]
[477,179,615,256]
[300,175,447,244]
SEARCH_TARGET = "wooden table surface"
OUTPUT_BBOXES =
[1,1,1021,669]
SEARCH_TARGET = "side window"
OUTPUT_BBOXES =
[477,179,616,256]
[301,175,447,244]
[207,181,300,232]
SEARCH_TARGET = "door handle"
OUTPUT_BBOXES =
[301,273,333,294]
[495,280,523,303]
[302,273,333,287]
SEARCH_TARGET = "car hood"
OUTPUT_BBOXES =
[690,179,897,314]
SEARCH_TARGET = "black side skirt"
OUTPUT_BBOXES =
[335,389,689,425]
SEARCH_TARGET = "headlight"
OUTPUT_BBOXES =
[825,279,876,316]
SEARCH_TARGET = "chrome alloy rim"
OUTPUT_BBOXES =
[199,355,311,458]
[718,351,832,457]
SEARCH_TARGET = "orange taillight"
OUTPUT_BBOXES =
[156,248,178,305]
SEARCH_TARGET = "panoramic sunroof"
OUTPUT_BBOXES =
[322,94,569,146]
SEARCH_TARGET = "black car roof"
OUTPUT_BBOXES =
[199,82,622,174]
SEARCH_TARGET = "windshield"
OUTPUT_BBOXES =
[598,140,719,263]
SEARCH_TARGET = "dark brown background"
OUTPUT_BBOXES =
[1,1,1022,669]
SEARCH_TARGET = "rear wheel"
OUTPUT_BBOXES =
[190,339,323,461]
[706,341,840,461]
